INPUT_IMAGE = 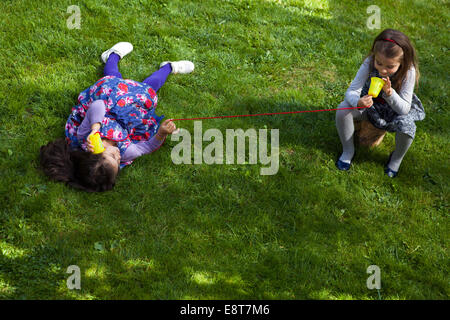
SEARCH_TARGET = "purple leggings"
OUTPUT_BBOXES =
[103,53,172,92]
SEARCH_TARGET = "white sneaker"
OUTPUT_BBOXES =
[160,60,194,74]
[101,42,133,63]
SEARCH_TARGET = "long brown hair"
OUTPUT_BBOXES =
[39,138,118,192]
[366,29,419,91]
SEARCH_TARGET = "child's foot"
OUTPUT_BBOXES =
[336,151,354,171]
[384,167,398,178]
[384,152,399,178]
[160,61,195,74]
[101,42,133,63]
[336,158,353,171]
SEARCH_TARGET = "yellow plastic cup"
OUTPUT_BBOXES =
[88,132,105,154]
[368,77,386,98]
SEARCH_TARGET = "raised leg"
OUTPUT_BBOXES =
[103,53,122,78]
[142,64,172,92]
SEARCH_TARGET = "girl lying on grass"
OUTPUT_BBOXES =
[40,42,194,192]
[335,29,425,177]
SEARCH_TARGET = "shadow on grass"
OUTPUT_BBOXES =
[1,141,386,300]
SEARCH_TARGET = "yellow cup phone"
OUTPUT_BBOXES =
[368,77,386,98]
[88,132,105,154]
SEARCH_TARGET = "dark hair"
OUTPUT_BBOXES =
[39,138,118,192]
[367,29,419,91]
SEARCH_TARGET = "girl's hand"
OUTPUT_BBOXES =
[382,77,393,96]
[87,129,99,153]
[357,95,374,108]
[156,119,177,140]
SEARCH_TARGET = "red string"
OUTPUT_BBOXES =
[169,106,370,122]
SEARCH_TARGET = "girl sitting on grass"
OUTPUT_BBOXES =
[335,29,425,177]
[40,42,194,192]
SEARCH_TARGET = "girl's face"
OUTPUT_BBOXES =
[102,145,121,173]
[374,53,402,77]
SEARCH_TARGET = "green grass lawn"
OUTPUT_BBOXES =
[0,0,448,299]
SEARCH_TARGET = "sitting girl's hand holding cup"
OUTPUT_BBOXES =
[357,95,374,108]
[381,77,393,96]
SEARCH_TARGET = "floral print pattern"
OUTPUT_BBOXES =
[65,76,164,169]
